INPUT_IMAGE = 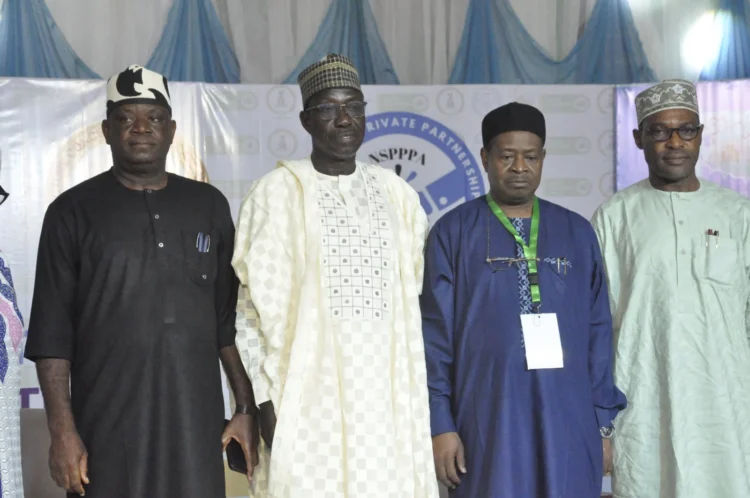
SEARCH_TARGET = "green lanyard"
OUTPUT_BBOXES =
[486,194,541,304]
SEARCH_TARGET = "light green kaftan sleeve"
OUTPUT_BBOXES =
[591,206,621,337]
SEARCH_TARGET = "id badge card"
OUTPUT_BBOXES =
[520,313,564,369]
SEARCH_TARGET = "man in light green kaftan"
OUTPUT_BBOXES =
[592,79,750,498]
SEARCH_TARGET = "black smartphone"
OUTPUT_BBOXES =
[223,419,248,474]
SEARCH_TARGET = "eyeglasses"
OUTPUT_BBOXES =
[485,209,539,272]
[646,125,702,142]
[486,256,540,273]
[306,101,367,121]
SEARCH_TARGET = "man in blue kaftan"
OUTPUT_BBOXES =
[421,102,627,498]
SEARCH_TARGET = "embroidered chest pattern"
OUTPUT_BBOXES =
[511,218,533,316]
[317,170,393,320]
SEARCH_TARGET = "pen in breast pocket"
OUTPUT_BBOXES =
[196,232,211,253]
[554,257,567,275]
[705,229,718,248]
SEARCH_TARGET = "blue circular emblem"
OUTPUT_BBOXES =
[361,111,486,219]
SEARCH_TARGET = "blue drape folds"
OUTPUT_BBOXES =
[3,0,750,84]
[146,0,240,83]
[449,0,655,84]
[0,0,99,79]
[699,0,750,80]
[571,0,657,83]
[283,0,399,85]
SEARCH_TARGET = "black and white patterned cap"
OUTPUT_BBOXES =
[297,54,361,106]
[106,65,172,116]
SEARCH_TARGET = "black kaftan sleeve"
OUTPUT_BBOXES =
[25,199,79,362]
[213,191,239,349]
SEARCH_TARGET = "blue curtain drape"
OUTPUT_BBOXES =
[699,0,750,80]
[147,0,240,83]
[0,0,99,79]
[283,0,399,85]
[449,0,655,84]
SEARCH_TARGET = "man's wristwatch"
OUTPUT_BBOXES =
[600,426,614,439]
[235,404,256,415]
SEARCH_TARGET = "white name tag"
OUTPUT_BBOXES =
[521,313,564,370]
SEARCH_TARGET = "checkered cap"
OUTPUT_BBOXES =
[297,54,361,106]
[635,79,699,125]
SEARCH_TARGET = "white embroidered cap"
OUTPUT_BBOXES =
[635,79,699,125]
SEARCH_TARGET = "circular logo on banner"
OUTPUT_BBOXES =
[214,88,259,111]
[574,96,590,112]
[598,88,613,114]
[576,179,592,196]
[437,88,464,115]
[575,137,591,154]
[268,129,298,158]
[412,95,429,112]
[598,130,614,156]
[267,87,297,115]
[237,91,259,111]
[359,112,486,222]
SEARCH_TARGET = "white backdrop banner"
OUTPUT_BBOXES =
[0,79,615,496]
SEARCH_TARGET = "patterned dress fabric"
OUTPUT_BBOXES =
[511,217,532,315]
[0,253,24,498]
[316,168,393,321]
[510,217,532,350]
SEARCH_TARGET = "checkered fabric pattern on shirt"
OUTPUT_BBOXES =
[231,161,438,498]
[317,167,393,321]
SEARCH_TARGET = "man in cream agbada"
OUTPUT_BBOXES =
[232,54,438,498]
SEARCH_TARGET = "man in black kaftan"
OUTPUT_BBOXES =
[25,65,260,498]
